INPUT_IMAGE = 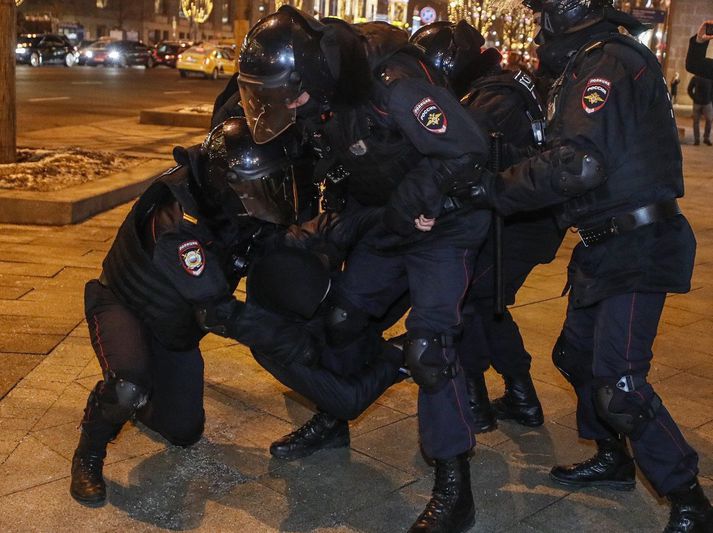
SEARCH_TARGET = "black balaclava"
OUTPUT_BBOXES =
[536,20,618,77]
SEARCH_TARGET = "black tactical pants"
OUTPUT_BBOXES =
[561,291,699,495]
[336,241,478,460]
[84,280,205,445]
[459,212,564,378]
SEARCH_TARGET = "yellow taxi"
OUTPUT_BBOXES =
[176,44,236,79]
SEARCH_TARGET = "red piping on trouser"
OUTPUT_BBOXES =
[91,315,110,373]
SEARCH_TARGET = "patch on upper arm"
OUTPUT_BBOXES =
[412,97,448,134]
[582,78,611,114]
[179,240,205,276]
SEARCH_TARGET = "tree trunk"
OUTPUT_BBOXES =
[0,0,16,164]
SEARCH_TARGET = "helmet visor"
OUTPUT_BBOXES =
[229,168,298,226]
[238,73,300,144]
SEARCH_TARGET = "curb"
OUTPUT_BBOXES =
[139,105,212,129]
[0,159,169,225]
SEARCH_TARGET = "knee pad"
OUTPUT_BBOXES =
[551,334,593,387]
[325,300,370,348]
[95,376,149,425]
[594,375,662,440]
[403,333,458,394]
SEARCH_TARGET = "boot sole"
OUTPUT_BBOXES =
[473,422,498,434]
[70,488,107,507]
[494,412,544,427]
[270,435,350,461]
[549,472,636,491]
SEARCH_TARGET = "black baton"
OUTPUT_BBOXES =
[488,132,505,317]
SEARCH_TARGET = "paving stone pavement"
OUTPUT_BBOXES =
[0,146,712,532]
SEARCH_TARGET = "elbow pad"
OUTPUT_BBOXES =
[549,146,607,197]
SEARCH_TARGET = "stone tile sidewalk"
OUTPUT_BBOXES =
[0,146,712,532]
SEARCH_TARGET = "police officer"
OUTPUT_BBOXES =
[238,9,494,532]
[455,1,713,530]
[70,118,317,506]
[411,21,564,433]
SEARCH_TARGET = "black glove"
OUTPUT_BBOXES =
[548,145,606,196]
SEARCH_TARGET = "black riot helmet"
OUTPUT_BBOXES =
[525,0,610,36]
[238,6,371,144]
[410,20,500,98]
[238,6,334,144]
[200,117,298,226]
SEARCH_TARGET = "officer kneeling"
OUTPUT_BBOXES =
[70,118,311,506]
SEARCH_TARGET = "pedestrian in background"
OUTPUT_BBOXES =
[686,20,713,79]
[670,72,680,104]
[687,74,713,146]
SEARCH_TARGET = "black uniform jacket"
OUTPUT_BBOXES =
[464,69,565,303]
[492,31,696,307]
[101,165,247,350]
[307,37,492,252]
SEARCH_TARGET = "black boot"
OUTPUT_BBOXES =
[70,389,122,506]
[665,479,713,532]
[491,373,544,427]
[464,373,497,434]
[550,436,636,491]
[269,411,350,461]
[409,452,475,533]
[71,435,107,507]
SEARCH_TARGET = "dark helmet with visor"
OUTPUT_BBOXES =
[202,117,298,226]
[523,0,609,36]
[410,20,500,97]
[238,6,335,144]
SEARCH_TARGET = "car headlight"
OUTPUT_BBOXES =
[85,51,93,58]
[108,50,121,60]
[204,58,210,65]
[177,54,182,61]
[16,47,27,54]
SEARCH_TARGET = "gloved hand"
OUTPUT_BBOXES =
[548,145,606,196]
[445,163,497,210]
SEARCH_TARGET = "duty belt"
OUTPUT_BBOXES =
[576,199,681,247]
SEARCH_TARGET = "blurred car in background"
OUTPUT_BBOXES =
[78,38,110,65]
[76,39,96,65]
[176,44,236,79]
[82,39,116,66]
[150,41,191,68]
[15,34,78,67]
[105,41,152,67]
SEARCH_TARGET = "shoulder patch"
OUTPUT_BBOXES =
[582,78,611,114]
[178,240,205,276]
[412,97,447,134]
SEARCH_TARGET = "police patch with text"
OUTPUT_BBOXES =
[582,78,611,114]
[178,240,205,276]
[413,97,448,134]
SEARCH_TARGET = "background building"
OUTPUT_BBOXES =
[17,0,236,44]
[15,0,713,106]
